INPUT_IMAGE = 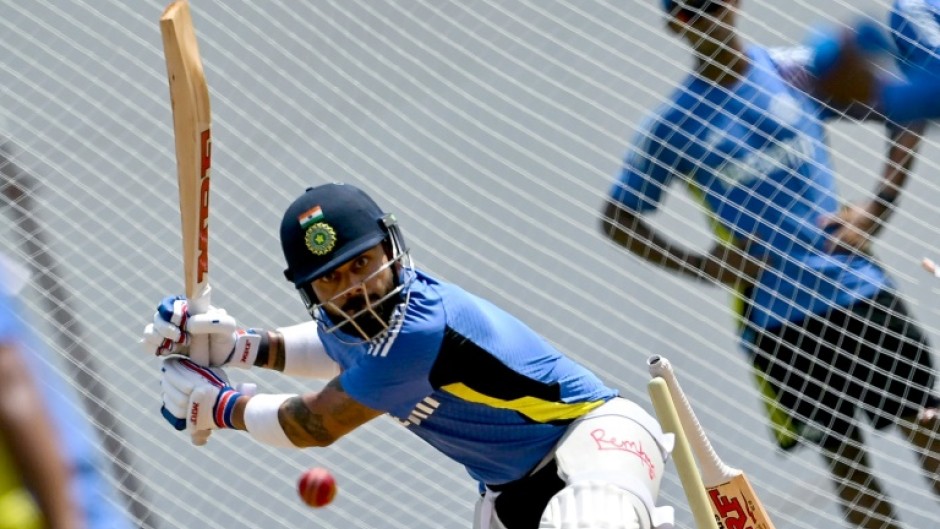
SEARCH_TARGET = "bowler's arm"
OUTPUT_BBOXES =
[600,200,702,277]
[869,124,924,226]
[600,200,765,288]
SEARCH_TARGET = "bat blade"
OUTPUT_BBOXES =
[649,355,777,529]
[160,0,213,392]
[160,0,212,314]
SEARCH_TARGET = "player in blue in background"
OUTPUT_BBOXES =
[812,3,934,281]
[0,254,132,529]
[601,2,940,528]
[143,182,676,529]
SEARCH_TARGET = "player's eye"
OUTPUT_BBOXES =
[318,271,339,284]
[352,256,370,272]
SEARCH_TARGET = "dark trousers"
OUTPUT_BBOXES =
[745,290,938,449]
[488,459,564,529]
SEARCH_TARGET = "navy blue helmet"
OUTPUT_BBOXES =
[279,183,412,341]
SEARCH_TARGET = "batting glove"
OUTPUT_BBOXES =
[160,357,255,446]
[143,295,262,369]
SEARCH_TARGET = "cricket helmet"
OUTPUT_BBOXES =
[280,182,412,339]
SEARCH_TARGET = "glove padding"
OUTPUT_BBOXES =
[160,357,256,446]
[143,295,262,369]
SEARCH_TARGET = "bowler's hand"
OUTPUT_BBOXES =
[818,202,877,254]
[922,257,939,277]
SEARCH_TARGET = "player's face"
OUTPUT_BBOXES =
[312,243,399,341]
[667,1,737,52]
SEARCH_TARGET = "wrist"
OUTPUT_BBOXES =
[874,188,898,209]
[682,252,700,272]
[225,329,263,369]
[214,388,243,429]
[243,394,298,448]
[684,253,712,282]
[231,395,249,430]
[252,330,285,370]
[869,190,898,228]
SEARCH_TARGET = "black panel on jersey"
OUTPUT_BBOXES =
[428,326,562,402]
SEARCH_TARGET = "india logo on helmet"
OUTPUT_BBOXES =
[305,223,337,256]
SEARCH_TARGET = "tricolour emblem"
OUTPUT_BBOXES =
[297,205,324,230]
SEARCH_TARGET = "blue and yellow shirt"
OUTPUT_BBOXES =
[319,268,617,486]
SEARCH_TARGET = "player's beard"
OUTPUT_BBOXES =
[335,291,402,341]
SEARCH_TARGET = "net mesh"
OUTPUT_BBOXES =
[0,1,937,528]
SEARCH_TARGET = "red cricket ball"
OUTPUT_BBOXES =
[297,467,337,508]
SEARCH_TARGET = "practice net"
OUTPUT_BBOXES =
[0,1,937,528]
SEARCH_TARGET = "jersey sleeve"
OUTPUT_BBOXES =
[609,115,681,214]
[891,0,940,75]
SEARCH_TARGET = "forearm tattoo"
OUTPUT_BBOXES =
[281,396,332,445]
[279,378,371,445]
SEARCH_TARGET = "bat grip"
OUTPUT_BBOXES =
[188,284,211,314]
[186,285,211,366]
[648,355,740,486]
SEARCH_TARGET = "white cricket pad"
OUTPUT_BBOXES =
[550,398,675,529]
[540,481,647,529]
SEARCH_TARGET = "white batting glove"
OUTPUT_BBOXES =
[187,381,258,446]
[160,357,254,446]
[142,295,262,369]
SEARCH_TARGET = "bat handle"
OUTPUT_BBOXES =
[186,285,211,366]
[648,355,740,485]
[648,378,720,529]
[188,284,211,314]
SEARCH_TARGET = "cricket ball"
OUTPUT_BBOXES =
[298,467,337,508]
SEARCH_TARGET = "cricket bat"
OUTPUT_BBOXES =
[648,355,777,529]
[648,378,719,529]
[159,0,212,356]
[160,0,214,444]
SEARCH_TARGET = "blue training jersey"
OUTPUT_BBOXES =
[891,0,940,77]
[609,45,888,331]
[318,268,617,486]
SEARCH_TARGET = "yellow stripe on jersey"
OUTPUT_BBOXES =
[442,382,606,423]
[752,363,802,450]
